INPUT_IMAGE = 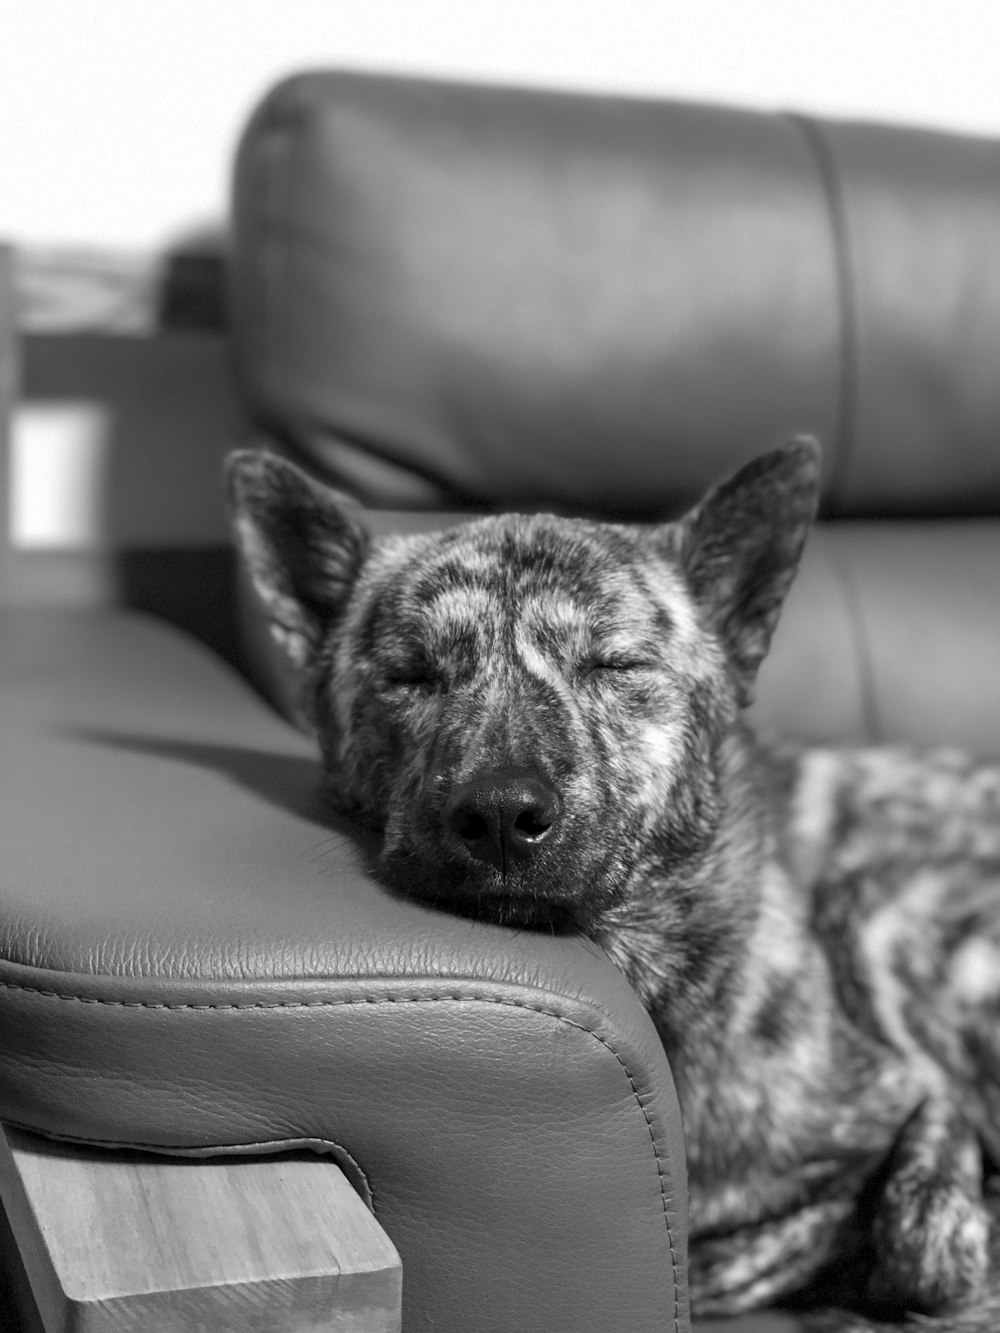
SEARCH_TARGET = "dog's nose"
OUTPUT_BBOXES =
[447,770,561,871]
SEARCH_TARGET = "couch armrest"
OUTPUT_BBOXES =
[0,607,689,1333]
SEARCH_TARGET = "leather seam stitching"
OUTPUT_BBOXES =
[2,981,682,1329]
[783,112,859,517]
[823,531,882,742]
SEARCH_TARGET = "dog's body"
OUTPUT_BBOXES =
[229,440,1000,1330]
[636,736,1000,1325]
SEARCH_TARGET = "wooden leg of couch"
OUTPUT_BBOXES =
[0,1123,401,1333]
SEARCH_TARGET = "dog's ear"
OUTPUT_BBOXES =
[226,450,369,672]
[674,437,821,707]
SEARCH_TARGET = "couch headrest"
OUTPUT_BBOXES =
[231,70,1000,518]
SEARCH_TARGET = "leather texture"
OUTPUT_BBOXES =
[0,608,688,1333]
[232,71,1000,519]
[753,519,1000,751]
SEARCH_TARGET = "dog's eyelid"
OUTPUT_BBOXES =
[578,654,654,676]
[382,676,445,695]
[380,659,445,691]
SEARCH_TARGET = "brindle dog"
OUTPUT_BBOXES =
[228,440,1000,1330]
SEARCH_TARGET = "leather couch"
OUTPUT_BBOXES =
[3,69,1000,1333]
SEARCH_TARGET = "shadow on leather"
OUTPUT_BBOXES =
[62,727,380,856]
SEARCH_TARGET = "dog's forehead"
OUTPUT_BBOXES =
[366,513,696,645]
[396,514,644,610]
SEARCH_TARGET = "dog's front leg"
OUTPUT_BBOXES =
[862,1095,989,1317]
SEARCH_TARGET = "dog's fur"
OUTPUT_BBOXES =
[228,440,1000,1330]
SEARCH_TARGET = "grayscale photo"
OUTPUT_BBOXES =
[1,4,999,1331]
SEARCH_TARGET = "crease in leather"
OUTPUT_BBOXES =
[0,973,683,1331]
[252,90,469,508]
[243,76,296,423]
[306,422,472,506]
[275,81,295,418]
[784,114,859,516]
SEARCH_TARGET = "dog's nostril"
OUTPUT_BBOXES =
[455,810,489,843]
[514,808,554,839]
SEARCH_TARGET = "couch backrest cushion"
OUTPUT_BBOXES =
[231,70,1000,518]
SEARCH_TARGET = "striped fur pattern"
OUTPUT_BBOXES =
[228,441,1000,1330]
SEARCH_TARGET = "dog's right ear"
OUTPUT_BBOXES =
[225,451,370,673]
[672,437,821,707]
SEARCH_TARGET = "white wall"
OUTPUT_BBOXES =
[4,0,1000,250]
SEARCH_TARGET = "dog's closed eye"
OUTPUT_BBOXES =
[578,654,654,678]
[381,660,444,692]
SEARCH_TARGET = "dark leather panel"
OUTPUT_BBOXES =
[232,70,840,516]
[0,608,688,1333]
[753,520,1000,751]
[820,521,1000,749]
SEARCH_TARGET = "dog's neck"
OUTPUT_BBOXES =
[597,728,848,1158]
[598,723,777,1031]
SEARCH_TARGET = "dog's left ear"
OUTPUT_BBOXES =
[226,450,370,673]
[674,437,821,707]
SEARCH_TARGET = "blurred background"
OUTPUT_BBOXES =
[4,0,1000,251]
[2,0,1000,602]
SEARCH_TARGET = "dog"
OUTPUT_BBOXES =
[227,439,1000,1331]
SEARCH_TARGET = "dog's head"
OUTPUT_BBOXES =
[227,441,820,933]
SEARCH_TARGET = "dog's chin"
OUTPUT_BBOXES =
[379,847,619,934]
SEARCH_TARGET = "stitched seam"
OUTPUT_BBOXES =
[280,85,298,421]
[2,981,682,1329]
[254,83,297,432]
[784,113,859,517]
[259,98,281,413]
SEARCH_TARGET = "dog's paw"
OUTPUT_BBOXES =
[864,1098,989,1316]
